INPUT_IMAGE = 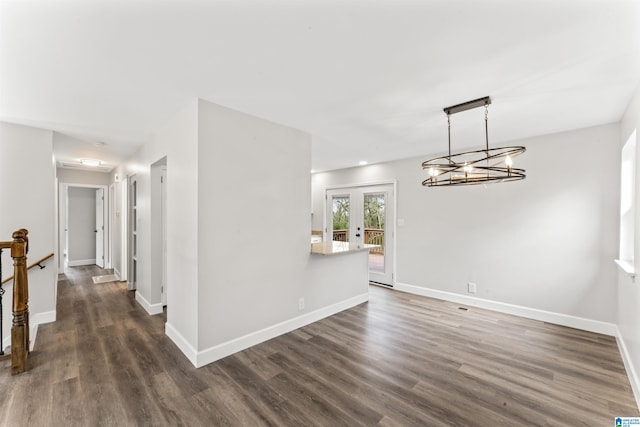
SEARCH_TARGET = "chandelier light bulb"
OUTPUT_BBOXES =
[505,155,513,167]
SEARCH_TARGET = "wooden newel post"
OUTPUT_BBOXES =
[11,229,29,375]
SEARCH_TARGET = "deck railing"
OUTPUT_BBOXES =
[332,228,384,255]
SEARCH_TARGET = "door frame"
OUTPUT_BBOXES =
[57,182,109,271]
[95,188,105,268]
[128,175,138,291]
[323,180,397,286]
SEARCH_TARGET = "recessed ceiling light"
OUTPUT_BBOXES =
[80,159,101,167]
[359,161,368,166]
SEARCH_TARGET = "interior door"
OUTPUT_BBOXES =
[128,176,138,290]
[325,184,395,286]
[161,168,167,306]
[95,188,104,268]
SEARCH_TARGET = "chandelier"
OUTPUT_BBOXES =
[422,96,525,187]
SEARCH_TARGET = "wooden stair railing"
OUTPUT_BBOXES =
[1,252,54,286]
[0,229,30,374]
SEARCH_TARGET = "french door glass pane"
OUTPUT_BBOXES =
[332,196,349,242]
[364,193,385,273]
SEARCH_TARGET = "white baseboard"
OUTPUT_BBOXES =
[394,282,617,336]
[165,322,198,367]
[31,310,56,326]
[191,293,369,368]
[30,310,56,351]
[67,259,96,267]
[134,292,163,315]
[1,310,56,353]
[616,328,640,411]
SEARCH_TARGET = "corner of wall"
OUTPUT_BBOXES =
[616,327,640,410]
[165,322,198,367]
[194,293,368,368]
[134,291,163,315]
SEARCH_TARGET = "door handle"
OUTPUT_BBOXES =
[355,233,361,237]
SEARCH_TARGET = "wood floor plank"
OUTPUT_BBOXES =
[0,265,637,426]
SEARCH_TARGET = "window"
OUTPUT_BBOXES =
[617,129,637,274]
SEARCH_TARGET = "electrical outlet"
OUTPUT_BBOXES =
[298,297,305,310]
[467,282,477,294]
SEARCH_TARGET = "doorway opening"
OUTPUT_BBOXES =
[325,183,395,286]
[150,157,168,309]
[58,183,109,271]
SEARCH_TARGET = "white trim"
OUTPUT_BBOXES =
[2,311,56,353]
[68,259,96,267]
[30,310,56,351]
[616,327,640,411]
[113,268,122,281]
[615,259,636,278]
[31,310,56,326]
[165,322,198,367]
[394,282,617,336]
[58,182,110,273]
[192,293,369,368]
[0,315,49,352]
[323,179,398,190]
[134,291,163,315]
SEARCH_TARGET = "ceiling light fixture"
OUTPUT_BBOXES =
[422,96,526,187]
[359,161,368,166]
[80,159,101,167]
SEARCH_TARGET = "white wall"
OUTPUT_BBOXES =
[618,82,640,408]
[0,122,57,350]
[197,100,312,348]
[57,168,110,186]
[313,123,620,328]
[194,99,368,366]
[67,187,96,265]
[110,178,126,278]
[113,99,370,368]
[110,99,199,348]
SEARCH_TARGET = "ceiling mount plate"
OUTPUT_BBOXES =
[444,96,491,115]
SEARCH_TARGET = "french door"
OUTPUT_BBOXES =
[326,184,394,286]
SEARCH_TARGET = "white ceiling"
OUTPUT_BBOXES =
[1,0,639,172]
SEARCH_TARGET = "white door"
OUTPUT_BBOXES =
[108,183,115,269]
[362,185,393,285]
[128,176,137,290]
[161,168,167,306]
[95,188,104,268]
[326,184,395,286]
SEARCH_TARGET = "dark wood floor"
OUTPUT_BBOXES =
[0,265,637,426]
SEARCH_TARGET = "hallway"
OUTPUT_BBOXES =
[0,266,637,426]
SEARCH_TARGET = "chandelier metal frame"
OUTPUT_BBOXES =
[422,96,526,187]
